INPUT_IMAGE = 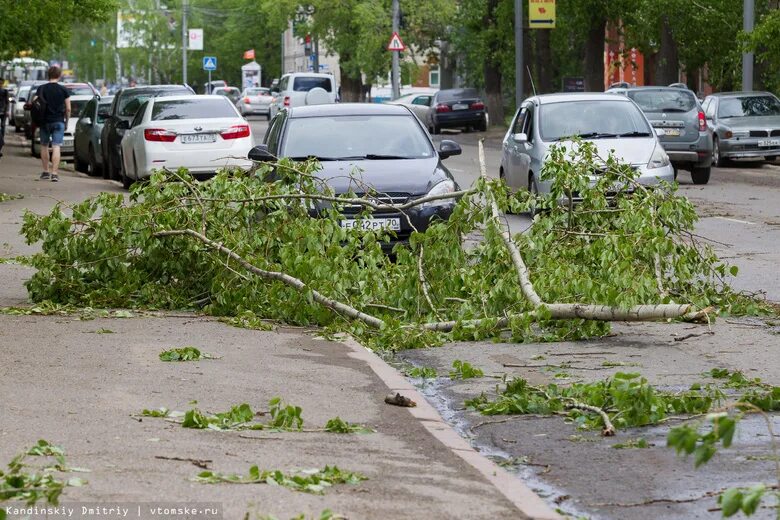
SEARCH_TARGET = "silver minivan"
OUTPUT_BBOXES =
[269,73,337,118]
[500,93,674,200]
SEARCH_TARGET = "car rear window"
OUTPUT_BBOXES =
[292,77,332,92]
[438,88,480,102]
[151,98,236,120]
[119,88,192,116]
[247,88,269,95]
[718,95,780,118]
[70,99,89,117]
[66,85,94,96]
[627,89,696,113]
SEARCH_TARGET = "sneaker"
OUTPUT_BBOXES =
[39,172,50,180]
[51,174,59,183]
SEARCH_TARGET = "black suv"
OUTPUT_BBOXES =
[100,85,193,180]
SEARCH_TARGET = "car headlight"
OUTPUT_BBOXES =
[419,179,457,209]
[647,144,670,169]
[731,130,748,138]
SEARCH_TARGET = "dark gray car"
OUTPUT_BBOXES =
[609,86,713,184]
[702,91,780,166]
[73,96,113,176]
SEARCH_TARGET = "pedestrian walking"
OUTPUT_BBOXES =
[99,83,108,96]
[32,66,71,182]
[0,77,8,158]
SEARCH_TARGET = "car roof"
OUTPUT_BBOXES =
[283,72,333,79]
[70,95,94,101]
[532,92,635,105]
[150,94,231,102]
[614,86,694,92]
[120,85,191,95]
[64,83,92,89]
[287,103,411,118]
[709,91,775,98]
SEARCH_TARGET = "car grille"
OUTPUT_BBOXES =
[772,130,780,137]
[750,130,769,138]
[342,192,412,214]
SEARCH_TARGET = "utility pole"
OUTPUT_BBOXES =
[391,0,401,100]
[182,0,188,85]
[515,0,523,108]
[313,38,320,73]
[281,28,285,75]
[743,0,754,91]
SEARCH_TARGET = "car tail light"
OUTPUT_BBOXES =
[244,97,251,104]
[435,103,451,113]
[144,128,177,142]
[220,124,250,140]
[698,111,706,132]
[283,96,290,107]
[470,101,485,110]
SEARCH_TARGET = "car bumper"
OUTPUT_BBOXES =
[720,138,780,159]
[434,111,486,127]
[541,164,674,203]
[660,134,712,167]
[240,104,270,114]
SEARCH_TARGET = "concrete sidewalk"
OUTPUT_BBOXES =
[0,131,557,518]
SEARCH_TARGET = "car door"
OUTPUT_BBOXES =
[127,101,149,178]
[74,98,95,161]
[410,95,432,121]
[704,98,720,137]
[504,105,532,190]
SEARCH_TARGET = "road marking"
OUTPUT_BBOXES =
[714,216,756,225]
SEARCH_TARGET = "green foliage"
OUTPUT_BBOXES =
[0,440,87,506]
[719,485,766,517]
[468,372,722,431]
[141,407,170,418]
[182,403,255,430]
[193,465,366,494]
[159,346,208,362]
[449,360,484,380]
[220,311,273,331]
[612,438,650,449]
[706,368,767,390]
[268,397,304,431]
[0,193,23,203]
[324,417,374,434]
[406,366,438,379]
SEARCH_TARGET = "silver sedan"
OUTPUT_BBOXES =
[500,93,674,203]
[236,87,273,119]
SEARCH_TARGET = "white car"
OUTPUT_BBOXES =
[12,85,31,131]
[32,95,93,159]
[384,90,437,125]
[119,95,253,189]
[269,73,337,118]
[236,87,273,118]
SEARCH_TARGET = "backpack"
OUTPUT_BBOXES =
[30,86,48,126]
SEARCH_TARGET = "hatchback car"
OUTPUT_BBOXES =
[237,87,273,118]
[702,91,780,166]
[119,95,253,189]
[425,88,487,134]
[73,95,114,176]
[101,85,194,181]
[500,93,674,202]
[268,73,337,118]
[609,86,712,184]
[213,86,241,106]
[247,103,462,249]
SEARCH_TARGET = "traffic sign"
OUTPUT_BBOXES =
[386,32,406,52]
[529,0,556,29]
[203,56,217,71]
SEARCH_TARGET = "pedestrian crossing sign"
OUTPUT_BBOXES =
[203,56,217,71]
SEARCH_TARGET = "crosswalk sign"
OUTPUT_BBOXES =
[203,56,217,71]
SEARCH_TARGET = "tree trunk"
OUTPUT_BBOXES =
[483,0,504,125]
[535,29,553,94]
[655,16,679,85]
[439,40,455,89]
[339,71,363,102]
[584,17,607,91]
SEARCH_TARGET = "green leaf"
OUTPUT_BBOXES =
[719,487,744,517]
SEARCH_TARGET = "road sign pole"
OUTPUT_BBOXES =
[208,69,211,92]
[743,0,754,91]
[515,0,523,108]
[391,0,401,100]
[182,0,188,85]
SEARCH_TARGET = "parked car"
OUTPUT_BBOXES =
[268,73,337,118]
[424,88,488,134]
[100,85,194,181]
[212,86,241,106]
[73,96,114,176]
[247,103,462,250]
[236,87,273,118]
[119,95,253,189]
[384,90,437,124]
[204,80,227,94]
[499,93,674,205]
[608,85,712,184]
[701,91,780,166]
[11,85,30,131]
[23,82,97,140]
[31,95,93,159]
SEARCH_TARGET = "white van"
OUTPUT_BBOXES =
[269,73,337,118]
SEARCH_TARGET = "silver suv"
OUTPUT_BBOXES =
[608,86,713,185]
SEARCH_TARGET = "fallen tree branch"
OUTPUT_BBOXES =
[565,401,616,436]
[673,331,715,342]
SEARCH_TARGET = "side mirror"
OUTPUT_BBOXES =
[117,119,130,130]
[438,139,462,159]
[24,103,31,110]
[82,117,93,126]
[248,144,276,162]
[512,132,528,143]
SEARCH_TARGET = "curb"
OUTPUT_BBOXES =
[341,337,562,520]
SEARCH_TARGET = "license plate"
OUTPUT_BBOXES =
[340,218,401,231]
[758,139,780,147]
[181,133,216,144]
[663,128,681,136]
[453,103,468,110]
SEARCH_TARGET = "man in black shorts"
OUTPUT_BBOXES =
[0,77,8,158]
[34,66,71,182]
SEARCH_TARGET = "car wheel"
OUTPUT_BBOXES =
[528,173,540,218]
[477,116,488,132]
[87,145,101,177]
[122,157,134,190]
[431,123,441,135]
[765,155,777,162]
[14,122,21,133]
[266,112,271,121]
[103,155,114,180]
[712,137,728,167]
[691,166,711,185]
[31,136,38,157]
[673,167,678,180]
[74,151,88,174]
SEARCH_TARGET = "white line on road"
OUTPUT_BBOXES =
[714,216,757,225]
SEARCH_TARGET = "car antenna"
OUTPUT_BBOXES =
[526,66,537,96]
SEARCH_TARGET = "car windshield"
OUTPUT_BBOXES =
[97,102,112,123]
[292,77,332,92]
[438,88,480,102]
[539,100,652,142]
[247,88,269,95]
[17,87,30,100]
[718,96,780,118]
[282,115,434,160]
[151,98,236,120]
[70,99,89,117]
[627,89,696,113]
[66,85,94,96]
[119,88,190,116]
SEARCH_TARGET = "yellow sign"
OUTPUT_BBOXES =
[529,0,556,29]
